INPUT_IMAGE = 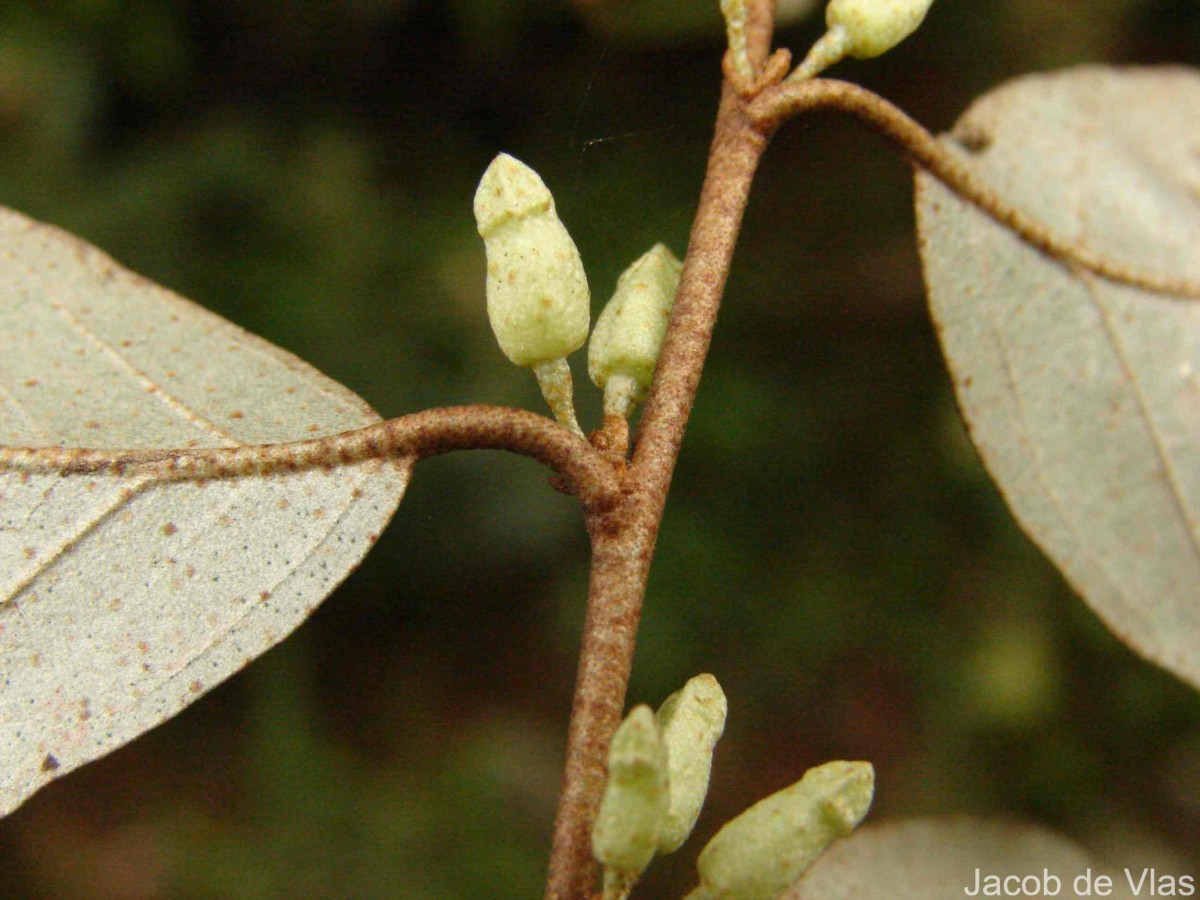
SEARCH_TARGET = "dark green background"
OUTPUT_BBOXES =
[1,1,1198,896]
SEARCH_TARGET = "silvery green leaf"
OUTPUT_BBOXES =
[915,66,1200,692]
[785,817,1134,899]
[0,207,409,816]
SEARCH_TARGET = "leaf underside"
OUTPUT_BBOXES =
[916,66,1200,691]
[0,207,410,816]
[786,817,1131,900]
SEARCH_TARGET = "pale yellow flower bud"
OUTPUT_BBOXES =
[831,0,933,56]
[588,243,682,419]
[686,760,875,900]
[473,153,590,434]
[656,673,727,854]
[792,0,935,80]
[593,705,669,892]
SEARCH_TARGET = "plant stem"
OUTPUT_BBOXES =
[749,78,1200,301]
[0,405,619,515]
[544,27,779,900]
[541,36,1200,898]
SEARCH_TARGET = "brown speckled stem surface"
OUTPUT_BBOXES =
[0,406,618,515]
[543,1,783,894]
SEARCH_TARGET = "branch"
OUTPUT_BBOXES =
[749,77,1200,301]
[549,29,1200,900]
[0,405,620,516]
[544,68,775,900]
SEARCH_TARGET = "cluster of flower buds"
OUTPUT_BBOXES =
[592,675,727,898]
[474,154,680,440]
[474,5,936,435]
[468,6,913,895]
[589,674,873,899]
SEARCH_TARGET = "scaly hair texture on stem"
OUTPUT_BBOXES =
[546,3,781,895]
[0,405,620,516]
[747,77,1200,302]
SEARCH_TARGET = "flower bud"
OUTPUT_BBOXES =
[473,153,590,368]
[686,760,874,900]
[588,243,682,419]
[592,705,668,883]
[829,0,933,57]
[792,0,934,80]
[656,674,727,854]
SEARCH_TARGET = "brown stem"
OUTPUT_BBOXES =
[0,405,619,516]
[543,35,779,900]
[547,49,1200,900]
[749,78,1200,301]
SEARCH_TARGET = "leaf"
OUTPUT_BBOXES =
[0,207,411,816]
[785,816,1135,899]
[914,66,1200,691]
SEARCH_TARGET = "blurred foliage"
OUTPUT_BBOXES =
[0,1,1198,897]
